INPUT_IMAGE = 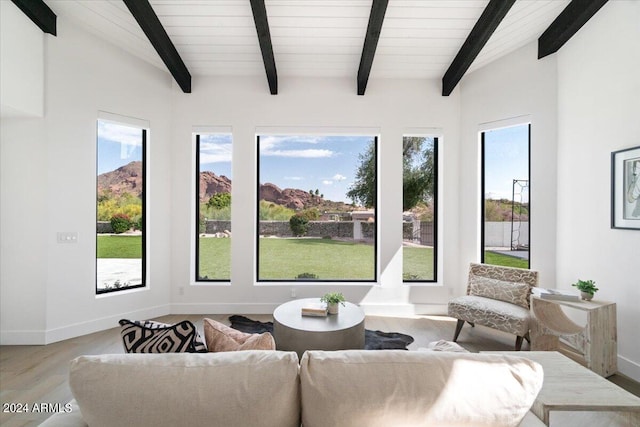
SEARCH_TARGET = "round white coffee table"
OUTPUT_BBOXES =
[273,298,365,358]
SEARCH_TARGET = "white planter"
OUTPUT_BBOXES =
[327,303,339,315]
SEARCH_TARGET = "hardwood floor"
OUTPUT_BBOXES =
[2,314,639,426]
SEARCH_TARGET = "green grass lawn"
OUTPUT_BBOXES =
[259,238,374,280]
[484,250,529,269]
[99,236,527,280]
[402,246,434,280]
[97,235,142,258]
[198,238,231,280]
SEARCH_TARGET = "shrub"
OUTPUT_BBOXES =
[132,214,143,231]
[300,208,320,220]
[207,192,231,210]
[296,272,318,279]
[259,201,295,220]
[110,213,131,234]
[289,213,309,236]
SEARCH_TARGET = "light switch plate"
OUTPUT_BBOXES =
[57,232,78,243]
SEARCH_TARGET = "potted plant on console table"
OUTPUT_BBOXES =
[320,292,346,315]
[572,279,599,301]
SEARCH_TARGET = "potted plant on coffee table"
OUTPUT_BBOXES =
[571,279,599,301]
[320,292,346,315]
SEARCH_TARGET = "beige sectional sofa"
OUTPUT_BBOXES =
[40,350,546,427]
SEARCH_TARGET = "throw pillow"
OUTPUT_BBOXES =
[119,319,207,353]
[203,318,275,352]
[468,274,530,308]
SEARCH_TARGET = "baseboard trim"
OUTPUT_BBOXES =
[617,354,640,382]
[169,302,450,317]
[40,305,171,345]
[360,303,448,316]
[170,303,279,314]
[0,330,47,345]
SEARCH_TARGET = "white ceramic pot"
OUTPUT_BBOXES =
[580,291,594,301]
[327,303,339,315]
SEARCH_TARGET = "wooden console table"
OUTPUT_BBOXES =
[530,296,617,377]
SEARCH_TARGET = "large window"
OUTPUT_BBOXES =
[196,133,232,281]
[96,120,146,293]
[403,136,438,282]
[256,135,377,282]
[481,124,530,269]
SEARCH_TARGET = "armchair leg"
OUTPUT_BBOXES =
[453,319,465,342]
[515,336,524,351]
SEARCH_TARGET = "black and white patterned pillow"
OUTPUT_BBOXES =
[118,319,208,353]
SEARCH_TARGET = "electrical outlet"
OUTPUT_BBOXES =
[57,232,78,243]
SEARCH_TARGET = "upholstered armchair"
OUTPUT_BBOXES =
[448,263,539,351]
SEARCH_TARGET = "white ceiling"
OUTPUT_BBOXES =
[46,0,570,82]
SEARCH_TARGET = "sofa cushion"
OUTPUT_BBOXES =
[69,352,300,427]
[300,350,543,427]
[468,274,530,308]
[448,295,531,336]
[203,318,275,352]
[119,319,205,353]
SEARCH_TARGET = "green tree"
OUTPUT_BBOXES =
[347,140,376,207]
[403,137,435,211]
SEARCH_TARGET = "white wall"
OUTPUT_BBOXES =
[459,41,559,292]
[0,1,44,117]
[170,76,462,315]
[1,17,174,344]
[555,1,640,381]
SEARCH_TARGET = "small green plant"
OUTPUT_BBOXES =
[572,279,599,295]
[296,272,318,279]
[110,213,131,234]
[289,213,309,236]
[320,292,346,306]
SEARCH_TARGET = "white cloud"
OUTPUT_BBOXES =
[285,176,304,181]
[332,173,346,181]
[259,135,335,158]
[200,141,232,163]
[322,180,333,185]
[98,121,143,146]
[264,149,333,158]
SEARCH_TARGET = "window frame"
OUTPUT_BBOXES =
[402,136,439,283]
[255,134,379,284]
[480,123,531,269]
[194,133,232,283]
[95,120,147,295]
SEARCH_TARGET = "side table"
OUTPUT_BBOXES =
[273,298,365,358]
[482,351,640,426]
[530,296,617,377]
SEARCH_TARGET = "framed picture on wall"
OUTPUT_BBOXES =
[611,145,640,230]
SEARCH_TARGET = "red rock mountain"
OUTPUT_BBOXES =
[99,164,347,211]
[97,161,143,197]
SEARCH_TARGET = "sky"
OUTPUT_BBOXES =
[99,122,527,204]
[483,124,529,202]
[200,134,373,203]
[97,121,143,174]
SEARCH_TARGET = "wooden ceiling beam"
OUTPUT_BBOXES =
[538,0,609,59]
[122,0,191,93]
[11,0,56,36]
[357,0,389,96]
[441,0,515,96]
[250,0,278,95]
